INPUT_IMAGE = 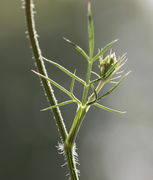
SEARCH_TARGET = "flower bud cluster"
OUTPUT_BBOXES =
[99,52,117,79]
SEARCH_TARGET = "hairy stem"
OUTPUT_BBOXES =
[64,144,79,180]
[24,0,67,141]
[24,1,80,179]
[65,105,87,180]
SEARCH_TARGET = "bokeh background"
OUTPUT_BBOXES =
[1,0,153,179]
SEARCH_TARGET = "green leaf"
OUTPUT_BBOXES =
[94,103,126,113]
[92,39,118,62]
[41,100,74,111]
[32,70,73,98]
[43,57,86,86]
[96,71,131,102]
[87,1,94,58]
[91,71,100,78]
[70,70,76,93]
[63,37,89,61]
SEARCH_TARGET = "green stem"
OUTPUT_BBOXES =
[87,80,105,104]
[67,105,87,145]
[64,60,93,180]
[25,0,67,141]
[25,1,80,179]
[64,143,79,180]
[66,60,92,147]
[64,105,87,180]
[64,60,92,180]
[82,62,93,105]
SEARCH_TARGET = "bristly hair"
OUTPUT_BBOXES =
[56,142,80,179]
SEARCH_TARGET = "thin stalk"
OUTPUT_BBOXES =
[81,62,93,105]
[25,0,67,141]
[87,80,105,104]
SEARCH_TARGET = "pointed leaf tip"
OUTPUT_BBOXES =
[31,69,36,74]
[63,37,76,48]
[88,1,91,14]
[114,39,119,42]
[70,69,76,93]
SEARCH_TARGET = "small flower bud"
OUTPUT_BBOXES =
[99,52,117,79]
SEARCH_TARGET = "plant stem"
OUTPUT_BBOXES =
[24,1,128,180]
[82,61,93,105]
[66,60,93,148]
[64,143,79,180]
[64,61,93,179]
[64,35,93,178]
[67,105,87,145]
[25,1,80,179]
[87,80,105,103]
[24,0,67,141]
[65,105,87,180]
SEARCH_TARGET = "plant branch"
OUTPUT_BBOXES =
[24,0,67,141]
[24,1,130,180]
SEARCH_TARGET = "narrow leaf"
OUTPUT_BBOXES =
[32,70,72,98]
[91,71,100,78]
[63,37,89,61]
[92,39,118,62]
[96,71,131,102]
[116,70,124,75]
[70,70,76,93]
[43,57,86,85]
[118,58,128,71]
[88,1,94,58]
[94,103,126,113]
[110,75,121,81]
[41,100,74,111]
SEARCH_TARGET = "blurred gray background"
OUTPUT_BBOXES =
[1,0,153,179]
